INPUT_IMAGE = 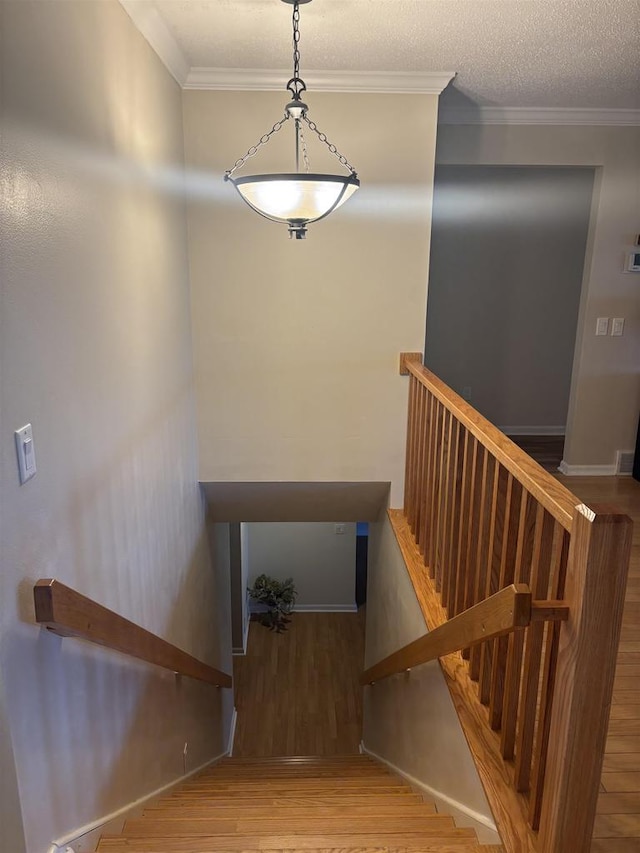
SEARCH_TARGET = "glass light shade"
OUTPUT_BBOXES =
[229,173,359,227]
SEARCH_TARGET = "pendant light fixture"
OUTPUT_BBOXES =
[224,0,360,239]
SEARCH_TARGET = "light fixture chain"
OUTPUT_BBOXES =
[292,2,301,81]
[298,121,311,173]
[302,116,357,176]
[224,114,291,177]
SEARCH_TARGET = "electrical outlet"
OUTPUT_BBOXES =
[335,523,345,535]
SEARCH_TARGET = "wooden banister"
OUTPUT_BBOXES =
[378,359,633,853]
[361,584,532,685]
[405,361,578,531]
[539,504,632,851]
[34,579,232,688]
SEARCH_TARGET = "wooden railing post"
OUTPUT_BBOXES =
[538,503,632,852]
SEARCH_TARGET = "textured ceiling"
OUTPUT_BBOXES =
[148,0,640,108]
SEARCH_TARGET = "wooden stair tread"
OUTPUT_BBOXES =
[99,847,498,853]
[123,816,469,836]
[166,787,415,799]
[149,795,425,808]
[98,835,485,851]
[144,804,437,817]
[180,778,401,789]
[97,755,498,853]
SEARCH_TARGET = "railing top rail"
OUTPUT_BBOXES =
[407,361,580,531]
[34,579,232,688]
[362,583,534,685]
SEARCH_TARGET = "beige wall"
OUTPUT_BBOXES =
[183,91,439,507]
[362,510,498,842]
[436,124,640,468]
[246,522,357,609]
[0,3,231,851]
[426,165,593,431]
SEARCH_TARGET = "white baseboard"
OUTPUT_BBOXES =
[249,603,358,615]
[559,461,618,476]
[500,425,565,436]
[361,744,501,846]
[227,708,238,757]
[47,750,228,853]
[232,615,251,655]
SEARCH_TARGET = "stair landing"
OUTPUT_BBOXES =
[98,755,504,852]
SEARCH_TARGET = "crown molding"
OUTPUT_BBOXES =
[184,67,456,95]
[439,106,640,126]
[119,0,189,85]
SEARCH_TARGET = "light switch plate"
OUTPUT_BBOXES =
[611,317,625,336]
[596,317,609,336]
[15,423,37,484]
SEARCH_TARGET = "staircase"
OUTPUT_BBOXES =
[97,755,504,852]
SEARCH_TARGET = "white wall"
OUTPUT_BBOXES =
[183,90,440,507]
[0,2,231,850]
[246,523,357,610]
[425,165,593,431]
[435,124,640,468]
[362,510,499,843]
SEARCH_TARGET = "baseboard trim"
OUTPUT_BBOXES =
[249,603,358,614]
[47,750,228,853]
[227,708,238,757]
[500,425,566,436]
[361,744,500,844]
[232,616,251,656]
[558,461,618,476]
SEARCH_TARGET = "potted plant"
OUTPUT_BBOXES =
[247,574,297,632]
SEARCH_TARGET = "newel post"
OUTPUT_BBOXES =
[538,503,632,852]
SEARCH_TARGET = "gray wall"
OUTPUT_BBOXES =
[425,165,593,432]
[246,523,357,610]
[0,2,231,850]
[183,89,440,507]
[435,124,640,469]
[363,510,498,842]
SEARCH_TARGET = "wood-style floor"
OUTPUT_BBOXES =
[510,435,565,473]
[232,612,365,757]
[554,475,640,853]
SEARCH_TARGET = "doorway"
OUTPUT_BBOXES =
[424,165,595,461]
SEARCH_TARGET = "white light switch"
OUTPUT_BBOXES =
[596,317,609,336]
[611,317,625,336]
[335,523,346,535]
[15,423,37,484]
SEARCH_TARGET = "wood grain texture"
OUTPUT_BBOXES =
[384,510,538,853]
[33,578,231,687]
[399,351,423,375]
[232,613,364,756]
[405,362,579,531]
[538,504,633,852]
[97,755,500,853]
[361,584,531,685]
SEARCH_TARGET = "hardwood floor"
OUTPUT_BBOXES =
[510,435,565,473]
[232,612,365,756]
[554,475,640,853]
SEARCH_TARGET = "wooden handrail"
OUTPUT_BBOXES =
[374,359,634,852]
[361,584,570,685]
[405,360,579,531]
[34,579,232,688]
